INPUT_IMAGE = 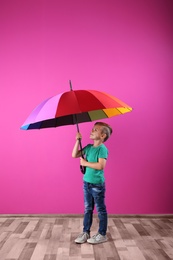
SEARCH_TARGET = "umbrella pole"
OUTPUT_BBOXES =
[70,80,85,174]
[75,119,83,151]
[74,115,85,174]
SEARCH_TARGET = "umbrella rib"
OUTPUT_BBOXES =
[101,109,109,118]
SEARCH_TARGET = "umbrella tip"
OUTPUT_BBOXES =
[69,80,73,91]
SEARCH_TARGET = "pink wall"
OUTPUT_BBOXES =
[0,0,173,214]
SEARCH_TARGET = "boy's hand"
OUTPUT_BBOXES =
[76,132,82,140]
[80,157,87,166]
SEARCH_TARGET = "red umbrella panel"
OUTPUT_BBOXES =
[21,90,132,130]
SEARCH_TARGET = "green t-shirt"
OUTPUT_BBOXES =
[83,143,108,184]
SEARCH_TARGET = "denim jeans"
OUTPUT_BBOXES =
[83,181,107,236]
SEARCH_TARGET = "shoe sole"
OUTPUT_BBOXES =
[75,240,87,244]
[87,238,108,244]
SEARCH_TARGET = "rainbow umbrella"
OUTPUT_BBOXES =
[21,81,132,173]
[21,81,132,131]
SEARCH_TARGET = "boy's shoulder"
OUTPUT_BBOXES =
[85,143,93,148]
[83,143,92,151]
[100,143,108,150]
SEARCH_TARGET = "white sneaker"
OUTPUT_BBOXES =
[87,233,107,244]
[75,232,90,244]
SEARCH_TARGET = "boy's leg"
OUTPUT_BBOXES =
[93,182,107,235]
[87,183,107,244]
[75,181,94,244]
[83,181,94,234]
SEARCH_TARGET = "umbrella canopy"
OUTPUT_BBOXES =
[21,89,132,130]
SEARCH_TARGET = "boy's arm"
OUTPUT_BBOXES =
[80,157,106,170]
[72,132,83,158]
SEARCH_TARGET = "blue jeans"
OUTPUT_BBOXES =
[83,181,107,236]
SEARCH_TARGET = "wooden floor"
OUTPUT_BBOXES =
[0,215,173,260]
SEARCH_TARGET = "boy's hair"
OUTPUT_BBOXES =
[95,122,113,142]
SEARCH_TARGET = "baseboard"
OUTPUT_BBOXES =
[0,214,173,218]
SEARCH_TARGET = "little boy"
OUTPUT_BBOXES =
[72,122,112,244]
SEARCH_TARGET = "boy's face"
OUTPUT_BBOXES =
[90,124,105,141]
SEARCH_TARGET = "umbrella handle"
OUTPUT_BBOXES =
[76,121,86,174]
[78,137,86,174]
[80,165,86,174]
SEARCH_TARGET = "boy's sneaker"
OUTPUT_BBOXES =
[75,232,90,244]
[87,233,107,244]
